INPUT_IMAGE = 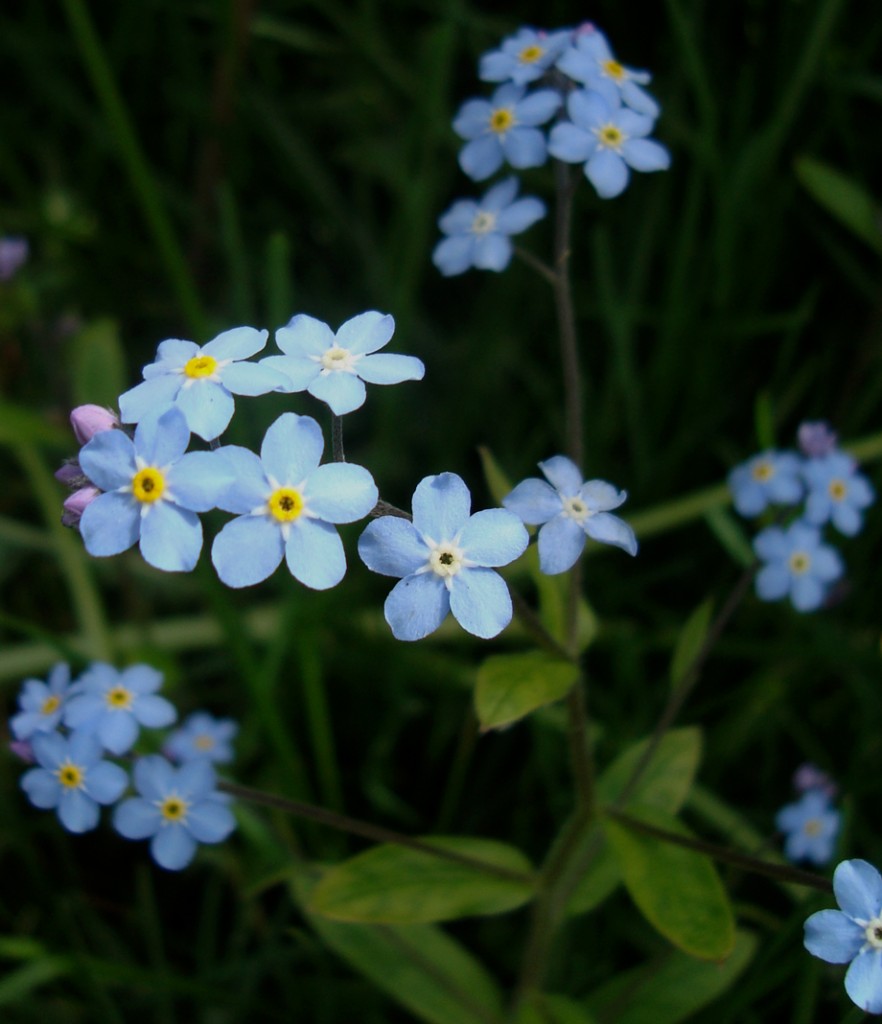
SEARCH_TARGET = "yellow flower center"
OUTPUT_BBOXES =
[751,461,774,482]
[132,467,166,504]
[56,760,84,789]
[41,695,61,716]
[519,44,544,64]
[598,124,625,149]
[789,552,811,575]
[828,479,847,502]
[429,543,464,579]
[184,354,218,379]
[472,211,497,234]
[106,685,134,710]
[802,818,822,836]
[194,734,215,751]
[489,108,515,134]
[160,796,188,823]
[268,487,304,523]
[602,59,626,80]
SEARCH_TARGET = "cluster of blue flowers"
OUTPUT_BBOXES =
[728,422,875,612]
[9,661,238,870]
[433,23,670,276]
[776,763,840,866]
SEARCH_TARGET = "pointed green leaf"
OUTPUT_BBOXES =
[795,156,882,254]
[477,446,515,508]
[0,402,68,447]
[291,867,505,1024]
[68,318,127,409]
[310,837,535,923]
[517,992,598,1024]
[476,651,580,731]
[602,806,735,960]
[566,830,621,915]
[703,506,755,568]
[585,928,757,1024]
[598,727,702,814]
[669,601,713,688]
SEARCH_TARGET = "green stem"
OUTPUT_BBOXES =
[331,414,345,462]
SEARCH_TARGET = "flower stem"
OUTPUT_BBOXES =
[331,414,345,462]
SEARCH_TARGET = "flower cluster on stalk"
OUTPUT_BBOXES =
[776,763,840,866]
[433,22,670,275]
[728,421,875,612]
[10,662,237,870]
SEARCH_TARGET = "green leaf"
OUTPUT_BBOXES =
[477,445,515,507]
[517,992,598,1024]
[68,317,127,409]
[669,601,713,688]
[290,867,505,1024]
[475,651,580,730]
[585,929,757,1024]
[0,401,68,448]
[753,391,776,450]
[795,156,882,254]
[602,806,736,960]
[598,727,702,814]
[310,837,535,923]
[703,506,755,568]
[566,833,621,915]
[532,561,598,654]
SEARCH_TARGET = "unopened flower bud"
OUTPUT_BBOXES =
[9,739,35,764]
[62,485,100,527]
[54,461,83,485]
[798,421,838,459]
[70,405,119,445]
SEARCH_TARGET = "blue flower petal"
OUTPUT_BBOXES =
[260,353,320,392]
[68,730,103,765]
[835,860,882,921]
[449,568,513,638]
[753,527,786,561]
[134,755,175,800]
[337,311,395,355]
[472,234,512,271]
[439,199,480,234]
[358,518,428,577]
[538,516,586,574]
[357,353,425,385]
[587,149,629,199]
[621,138,670,172]
[308,371,367,415]
[433,236,475,276]
[832,503,860,537]
[756,564,790,601]
[167,451,233,512]
[214,446,268,513]
[501,127,547,169]
[276,314,336,356]
[584,512,638,555]
[80,492,141,557]
[285,519,346,590]
[187,799,236,843]
[548,123,595,164]
[86,761,128,804]
[114,797,160,838]
[151,824,198,870]
[58,789,100,833]
[791,576,824,612]
[21,767,60,808]
[135,694,177,728]
[460,135,504,181]
[306,463,378,523]
[123,664,163,695]
[220,361,290,396]
[99,710,139,755]
[134,406,190,466]
[177,759,217,800]
[503,478,562,524]
[149,338,198,369]
[459,508,528,566]
[175,380,235,441]
[621,80,660,117]
[384,573,450,641]
[453,97,492,138]
[496,197,546,233]
[79,429,136,491]
[139,502,203,572]
[516,89,561,125]
[212,515,284,588]
[540,456,583,495]
[846,950,882,1014]
[119,375,183,425]
[568,89,611,128]
[412,473,471,540]
[202,326,268,360]
[62,693,103,731]
[261,413,323,484]
[481,177,520,210]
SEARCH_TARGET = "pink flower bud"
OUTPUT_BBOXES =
[9,740,35,764]
[70,405,119,445]
[62,485,100,527]
[797,421,838,459]
[54,461,82,485]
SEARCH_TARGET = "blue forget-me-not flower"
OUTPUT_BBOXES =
[21,730,128,833]
[548,89,670,199]
[802,451,874,537]
[358,473,528,641]
[10,663,74,741]
[728,450,804,517]
[453,82,561,181]
[113,755,236,871]
[165,712,238,765]
[805,859,882,1014]
[119,327,286,442]
[479,27,572,86]
[433,177,546,276]
[262,312,424,417]
[78,406,231,572]
[211,413,378,589]
[753,521,843,612]
[776,789,840,866]
[63,662,176,756]
[503,456,637,575]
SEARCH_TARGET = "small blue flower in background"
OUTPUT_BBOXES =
[211,413,378,589]
[753,521,843,612]
[503,456,637,575]
[548,90,670,199]
[728,450,804,517]
[63,663,176,755]
[453,83,561,181]
[802,451,875,537]
[432,178,546,276]
[10,663,74,741]
[165,712,238,765]
[113,755,236,870]
[805,859,882,1014]
[21,731,128,833]
[0,237,29,281]
[119,327,287,441]
[78,406,231,572]
[262,311,424,417]
[479,27,572,85]
[556,24,660,117]
[358,473,528,641]
[776,790,840,866]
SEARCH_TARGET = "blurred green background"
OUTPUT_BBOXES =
[1,0,880,1020]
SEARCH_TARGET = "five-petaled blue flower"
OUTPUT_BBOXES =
[556,24,660,117]
[453,83,561,181]
[78,406,231,572]
[776,790,840,866]
[728,450,804,517]
[433,177,546,276]
[262,312,425,417]
[503,456,637,575]
[21,731,128,833]
[358,473,528,641]
[113,755,236,871]
[479,27,572,86]
[63,662,177,755]
[805,859,882,1014]
[165,712,238,765]
[753,521,843,612]
[211,413,378,589]
[10,663,74,741]
[802,451,875,537]
[548,89,670,199]
[119,327,287,442]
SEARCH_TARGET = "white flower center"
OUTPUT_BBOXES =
[789,551,811,575]
[864,916,882,950]
[427,541,465,580]
[594,123,627,151]
[562,496,591,523]
[319,345,359,374]
[471,211,497,235]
